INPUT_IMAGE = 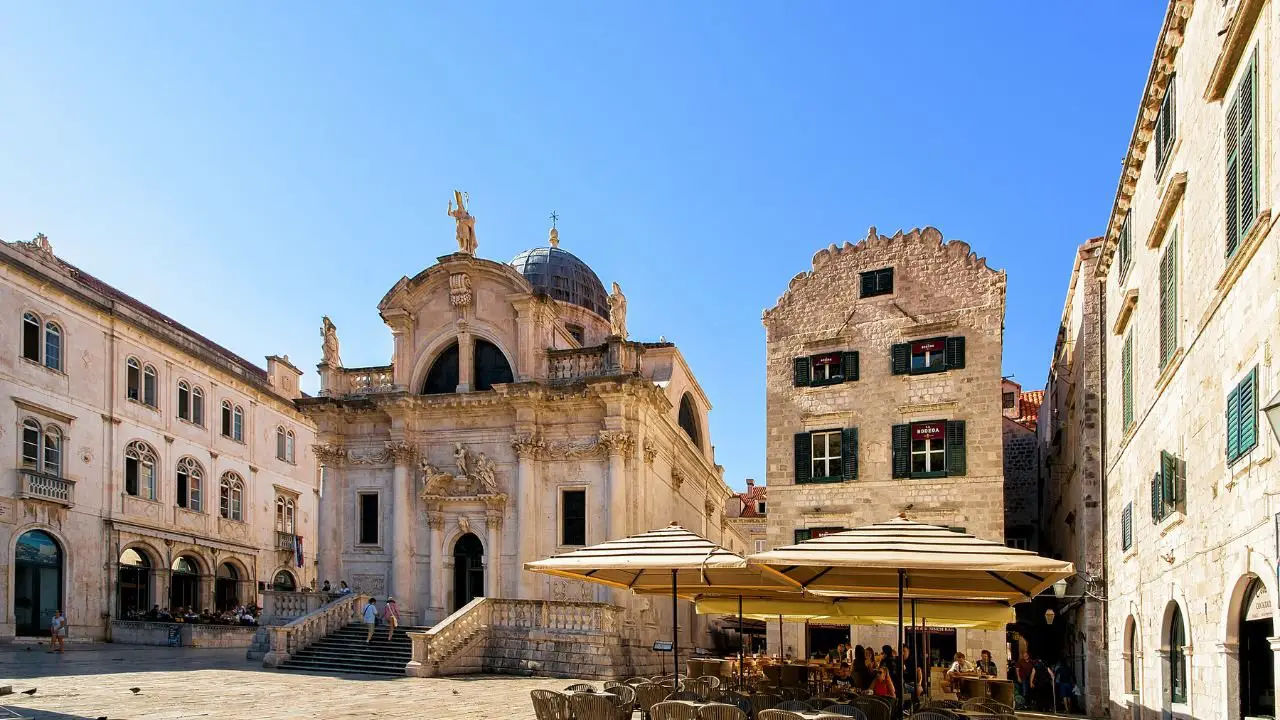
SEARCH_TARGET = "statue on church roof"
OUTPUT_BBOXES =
[448,190,477,255]
[608,282,627,339]
[320,316,343,368]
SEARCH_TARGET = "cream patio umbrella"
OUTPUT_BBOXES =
[692,595,1016,631]
[748,515,1075,718]
[524,522,793,683]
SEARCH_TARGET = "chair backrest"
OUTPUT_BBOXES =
[751,693,782,714]
[625,676,650,686]
[777,700,812,711]
[636,683,669,712]
[680,677,713,700]
[852,697,890,720]
[911,714,959,720]
[721,695,752,718]
[697,702,748,720]
[569,693,618,720]
[924,699,962,709]
[669,691,702,702]
[565,683,596,693]
[758,711,805,720]
[652,700,701,720]
[530,690,573,720]
[703,675,722,689]
[610,685,636,707]
[822,704,866,719]
[790,687,811,701]
[659,680,678,690]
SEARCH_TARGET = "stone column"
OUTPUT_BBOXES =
[387,442,417,613]
[456,331,473,392]
[511,434,543,598]
[599,431,634,540]
[314,444,346,587]
[485,504,502,598]
[427,510,444,622]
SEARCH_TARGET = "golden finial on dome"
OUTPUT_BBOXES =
[549,210,560,248]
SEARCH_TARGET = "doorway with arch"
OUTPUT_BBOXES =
[14,530,63,636]
[452,533,484,612]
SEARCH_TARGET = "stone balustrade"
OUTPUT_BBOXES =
[110,620,259,648]
[261,593,367,667]
[547,340,644,383]
[260,591,335,625]
[345,366,396,394]
[18,469,75,507]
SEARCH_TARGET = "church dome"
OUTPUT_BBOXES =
[510,246,610,318]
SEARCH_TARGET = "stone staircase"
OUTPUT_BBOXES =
[277,624,430,677]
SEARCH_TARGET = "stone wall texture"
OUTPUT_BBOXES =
[1001,419,1041,551]
[762,226,1007,546]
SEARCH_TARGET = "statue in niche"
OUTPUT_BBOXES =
[453,442,470,478]
[320,316,342,367]
[448,190,477,255]
[608,282,627,338]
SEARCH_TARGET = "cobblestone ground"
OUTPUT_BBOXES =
[0,645,585,719]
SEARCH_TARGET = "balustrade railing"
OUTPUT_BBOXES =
[260,591,339,626]
[275,531,298,552]
[547,340,644,383]
[347,366,395,394]
[262,593,367,667]
[17,469,75,507]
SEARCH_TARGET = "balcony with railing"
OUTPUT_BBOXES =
[17,469,75,508]
[345,366,395,394]
[276,530,299,554]
[547,340,644,384]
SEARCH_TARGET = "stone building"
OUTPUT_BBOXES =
[724,478,767,554]
[762,225,1008,659]
[0,235,318,642]
[1001,378,1042,553]
[1039,237,1107,717]
[1097,1,1280,718]
[301,207,742,650]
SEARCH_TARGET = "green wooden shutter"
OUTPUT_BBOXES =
[842,351,860,382]
[794,432,812,484]
[945,420,967,476]
[891,424,910,478]
[1150,473,1162,524]
[1159,233,1178,367]
[945,336,966,370]
[1239,58,1258,245]
[1122,503,1132,551]
[1119,215,1132,282]
[795,529,812,543]
[1161,451,1177,506]
[1226,385,1241,461]
[793,357,811,387]
[1239,368,1258,457]
[891,344,910,375]
[1226,88,1241,257]
[1122,334,1134,430]
[842,427,858,480]
[860,272,876,298]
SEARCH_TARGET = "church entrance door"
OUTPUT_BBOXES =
[452,533,484,612]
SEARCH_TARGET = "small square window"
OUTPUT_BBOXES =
[910,339,946,373]
[909,422,946,476]
[860,268,894,297]
[1002,392,1016,409]
[810,353,843,384]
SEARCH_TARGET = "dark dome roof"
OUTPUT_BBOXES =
[510,246,609,318]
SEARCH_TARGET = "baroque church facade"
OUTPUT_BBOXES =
[303,197,745,628]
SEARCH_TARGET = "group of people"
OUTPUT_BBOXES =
[124,604,259,626]
[319,580,352,596]
[1015,650,1077,712]
[360,596,400,642]
[824,644,923,703]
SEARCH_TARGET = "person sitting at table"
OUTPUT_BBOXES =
[871,666,896,698]
[946,652,972,689]
[976,649,999,677]
[900,644,922,706]
[829,642,847,664]
[831,662,853,687]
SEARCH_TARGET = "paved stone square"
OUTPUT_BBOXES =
[0,645,582,719]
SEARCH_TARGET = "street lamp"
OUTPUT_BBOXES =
[1263,390,1280,443]
[1044,608,1056,625]
[1052,579,1068,599]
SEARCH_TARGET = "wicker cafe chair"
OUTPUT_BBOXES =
[911,714,960,720]
[567,683,598,693]
[571,692,622,720]
[758,711,805,720]
[697,702,747,720]
[652,700,702,720]
[531,690,574,720]
[851,697,889,720]
[775,701,812,712]
[626,677,651,686]
[718,694,752,719]
[750,693,782,717]
[669,691,703,702]
[610,685,637,710]
[820,704,865,719]
[636,683,670,717]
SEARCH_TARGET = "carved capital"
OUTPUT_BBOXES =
[672,467,686,491]
[511,433,545,460]
[598,430,635,456]
[426,511,445,530]
[312,443,347,467]
[485,506,504,528]
[643,440,657,465]
[385,441,418,464]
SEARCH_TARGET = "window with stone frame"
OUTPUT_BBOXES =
[191,386,204,426]
[357,492,378,544]
[1226,52,1258,258]
[125,440,157,500]
[859,267,894,298]
[1168,604,1188,704]
[1121,502,1133,551]
[127,357,142,402]
[1158,231,1179,369]
[178,380,192,421]
[276,495,296,534]
[1002,391,1016,410]
[142,363,158,407]
[793,351,858,387]
[176,456,203,512]
[232,405,244,442]
[1117,213,1133,284]
[1121,333,1135,432]
[1150,451,1184,523]
[561,489,587,546]
[1154,73,1177,175]
[793,428,858,484]
[220,472,244,521]
[20,418,63,477]
[20,312,62,372]
[892,420,966,479]
[891,337,965,376]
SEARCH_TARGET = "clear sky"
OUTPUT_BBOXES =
[1,2,1165,490]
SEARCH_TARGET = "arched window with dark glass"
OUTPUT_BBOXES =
[22,312,41,362]
[221,400,233,437]
[42,425,61,477]
[20,419,40,468]
[215,562,239,611]
[191,386,204,426]
[43,322,61,371]
[275,426,287,460]
[232,406,244,442]
[422,343,460,395]
[142,365,158,407]
[125,440,158,499]
[1169,604,1188,704]
[126,357,142,401]
[176,456,203,512]
[118,548,151,617]
[14,530,62,635]
[169,556,200,610]
[473,339,513,391]
[678,393,702,450]
[220,472,244,521]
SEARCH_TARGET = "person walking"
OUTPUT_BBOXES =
[363,597,378,643]
[382,597,400,641]
[49,610,66,653]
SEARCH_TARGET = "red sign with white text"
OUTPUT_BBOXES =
[912,339,945,353]
[912,421,945,440]
[813,353,841,366]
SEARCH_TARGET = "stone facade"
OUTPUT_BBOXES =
[1001,416,1040,553]
[0,236,318,642]
[1040,238,1107,716]
[762,226,1008,545]
[302,220,744,658]
[1096,2,1280,718]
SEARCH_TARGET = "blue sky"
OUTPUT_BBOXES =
[1,2,1164,490]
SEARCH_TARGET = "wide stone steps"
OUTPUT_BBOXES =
[277,624,428,677]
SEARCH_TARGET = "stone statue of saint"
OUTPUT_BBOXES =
[473,452,500,494]
[320,316,342,367]
[453,441,471,478]
[608,282,627,338]
[448,190,477,255]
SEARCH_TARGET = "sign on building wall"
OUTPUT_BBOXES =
[912,422,945,440]
[1246,588,1273,622]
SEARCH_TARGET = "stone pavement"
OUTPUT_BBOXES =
[0,644,582,719]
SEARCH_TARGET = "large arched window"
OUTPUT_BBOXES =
[220,472,244,521]
[43,322,61,371]
[20,313,61,371]
[422,343,459,394]
[118,548,151,617]
[1168,604,1188,704]
[176,456,203,512]
[21,312,41,362]
[177,380,192,421]
[20,419,62,477]
[125,440,157,500]
[276,426,296,463]
[473,339,513,391]
[678,393,702,450]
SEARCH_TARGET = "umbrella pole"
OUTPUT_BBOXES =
[911,599,917,711]
[671,569,679,686]
[738,594,744,690]
[897,568,905,720]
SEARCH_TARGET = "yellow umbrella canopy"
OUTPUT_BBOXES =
[694,596,1015,631]
[749,516,1075,602]
[524,522,789,594]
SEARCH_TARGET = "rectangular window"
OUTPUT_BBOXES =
[910,421,946,476]
[859,267,894,297]
[566,324,585,345]
[22,315,41,362]
[561,489,586,546]
[1122,333,1134,431]
[357,493,379,545]
[810,430,843,480]
[1226,367,1259,464]
[1121,503,1133,551]
[811,352,842,383]
[892,420,966,478]
[757,501,766,514]
[793,351,858,387]
[910,338,946,374]
[795,527,845,543]
[891,337,965,375]
[1154,74,1176,174]
[1118,214,1132,283]
[1226,54,1258,258]
[1002,392,1016,409]
[754,540,766,553]
[1006,537,1030,551]
[1159,231,1178,368]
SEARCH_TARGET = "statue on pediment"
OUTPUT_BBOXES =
[608,282,627,339]
[321,316,343,368]
[448,190,477,255]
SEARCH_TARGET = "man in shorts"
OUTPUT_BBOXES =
[49,610,66,653]
[363,597,378,642]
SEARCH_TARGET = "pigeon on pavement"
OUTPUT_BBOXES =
[129,687,141,694]
[21,688,36,696]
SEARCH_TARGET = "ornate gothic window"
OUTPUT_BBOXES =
[176,456,203,512]
[125,440,158,500]
[220,472,244,521]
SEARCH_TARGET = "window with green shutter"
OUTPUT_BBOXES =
[1226,53,1258,258]
[892,420,966,479]
[1122,503,1133,551]
[1154,74,1177,175]
[1153,450,1183,523]
[1159,231,1178,368]
[1226,368,1259,465]
[796,428,858,484]
[1122,333,1135,431]
[891,336,966,376]
[1118,214,1133,284]
[795,351,859,387]
[795,527,846,544]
